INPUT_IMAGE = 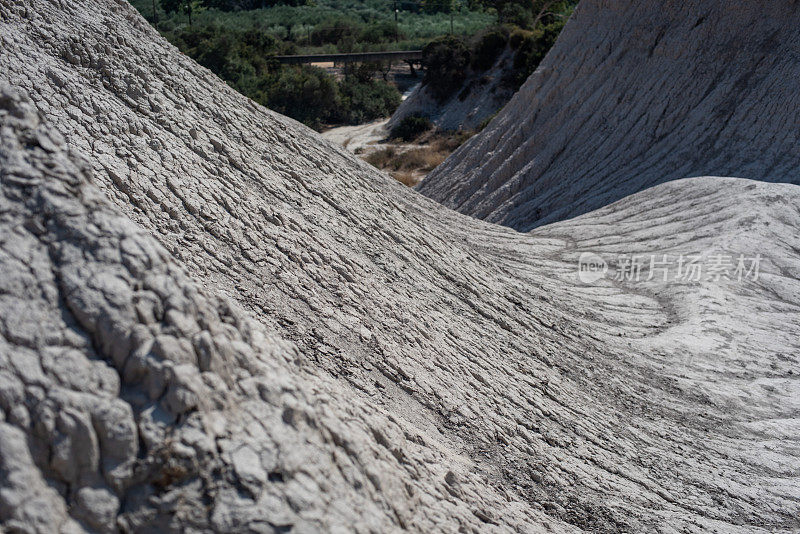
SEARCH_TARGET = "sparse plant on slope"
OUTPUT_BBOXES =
[365,129,474,186]
[390,115,433,141]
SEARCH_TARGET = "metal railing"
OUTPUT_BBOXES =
[273,50,423,64]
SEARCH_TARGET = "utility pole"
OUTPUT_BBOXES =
[394,0,399,43]
[152,0,158,23]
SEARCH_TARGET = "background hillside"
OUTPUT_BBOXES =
[130,0,496,53]
[129,0,574,131]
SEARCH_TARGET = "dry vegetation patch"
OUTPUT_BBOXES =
[365,130,474,186]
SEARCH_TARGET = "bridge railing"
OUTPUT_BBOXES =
[273,50,423,64]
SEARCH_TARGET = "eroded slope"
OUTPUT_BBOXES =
[1,0,799,532]
[421,0,800,230]
[1,87,577,533]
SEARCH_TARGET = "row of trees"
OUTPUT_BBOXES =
[162,0,473,16]
[159,0,566,19]
[421,0,568,17]
[167,23,401,129]
[156,0,309,24]
[162,0,306,14]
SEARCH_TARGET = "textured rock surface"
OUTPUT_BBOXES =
[1,87,568,533]
[1,0,799,532]
[421,0,800,230]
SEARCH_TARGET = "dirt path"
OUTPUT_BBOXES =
[321,118,389,154]
[322,83,420,155]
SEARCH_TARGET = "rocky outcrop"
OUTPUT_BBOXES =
[1,0,799,532]
[421,0,800,230]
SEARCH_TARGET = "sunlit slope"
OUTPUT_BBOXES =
[0,0,798,532]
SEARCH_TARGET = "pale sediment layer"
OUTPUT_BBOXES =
[0,0,798,532]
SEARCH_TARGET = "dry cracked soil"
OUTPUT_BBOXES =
[0,0,798,533]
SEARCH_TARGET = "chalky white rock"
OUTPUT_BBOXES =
[0,0,798,532]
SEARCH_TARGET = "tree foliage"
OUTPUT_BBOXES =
[422,0,455,14]
[166,23,400,129]
[505,16,568,87]
[420,0,575,100]
[422,35,471,102]
[390,115,433,141]
[470,27,507,70]
[171,0,308,11]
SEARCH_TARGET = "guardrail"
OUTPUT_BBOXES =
[273,50,423,64]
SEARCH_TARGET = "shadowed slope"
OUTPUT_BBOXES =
[421,0,800,230]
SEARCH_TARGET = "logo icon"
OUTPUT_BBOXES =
[578,252,607,284]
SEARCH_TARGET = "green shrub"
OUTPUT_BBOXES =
[422,35,470,102]
[360,21,402,44]
[422,0,454,14]
[260,66,341,129]
[477,111,497,131]
[195,32,233,76]
[342,62,377,83]
[471,27,508,71]
[508,27,534,49]
[507,20,564,88]
[499,3,531,28]
[338,78,401,124]
[390,115,433,141]
[310,18,362,46]
[174,0,310,10]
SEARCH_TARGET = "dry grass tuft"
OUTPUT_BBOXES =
[363,129,475,187]
[365,147,399,169]
[393,171,421,187]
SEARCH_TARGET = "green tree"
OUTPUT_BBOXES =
[161,0,184,13]
[337,77,401,124]
[481,0,570,28]
[422,0,455,14]
[161,0,205,25]
[263,66,341,129]
[471,27,508,70]
[421,35,470,101]
[310,18,362,46]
